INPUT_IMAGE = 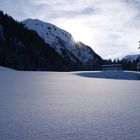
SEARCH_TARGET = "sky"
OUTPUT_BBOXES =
[0,0,140,59]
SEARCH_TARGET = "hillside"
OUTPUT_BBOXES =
[0,11,103,71]
[22,19,102,70]
[0,11,76,71]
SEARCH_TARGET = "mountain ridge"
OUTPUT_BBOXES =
[0,11,103,71]
[0,11,74,71]
[22,18,102,70]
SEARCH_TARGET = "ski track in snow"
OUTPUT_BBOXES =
[0,70,140,140]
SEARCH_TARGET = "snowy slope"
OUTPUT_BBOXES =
[0,66,15,71]
[123,54,140,62]
[0,11,75,71]
[0,71,140,140]
[22,19,102,67]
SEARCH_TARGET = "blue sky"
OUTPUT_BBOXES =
[0,0,140,59]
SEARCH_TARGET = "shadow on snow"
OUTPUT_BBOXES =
[75,71,140,80]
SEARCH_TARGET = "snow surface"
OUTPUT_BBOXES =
[123,54,140,62]
[22,19,96,64]
[0,70,140,140]
[0,66,15,71]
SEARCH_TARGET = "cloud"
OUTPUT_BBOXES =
[0,0,140,59]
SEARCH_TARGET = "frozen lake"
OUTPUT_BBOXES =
[0,70,140,140]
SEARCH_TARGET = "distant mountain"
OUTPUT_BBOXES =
[123,54,140,62]
[121,54,140,71]
[22,19,102,70]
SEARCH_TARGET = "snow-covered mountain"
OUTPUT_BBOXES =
[22,19,102,70]
[0,11,73,71]
[123,54,140,62]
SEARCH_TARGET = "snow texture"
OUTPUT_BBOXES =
[22,19,96,64]
[0,70,140,140]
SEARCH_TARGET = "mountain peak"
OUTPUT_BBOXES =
[22,18,102,69]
